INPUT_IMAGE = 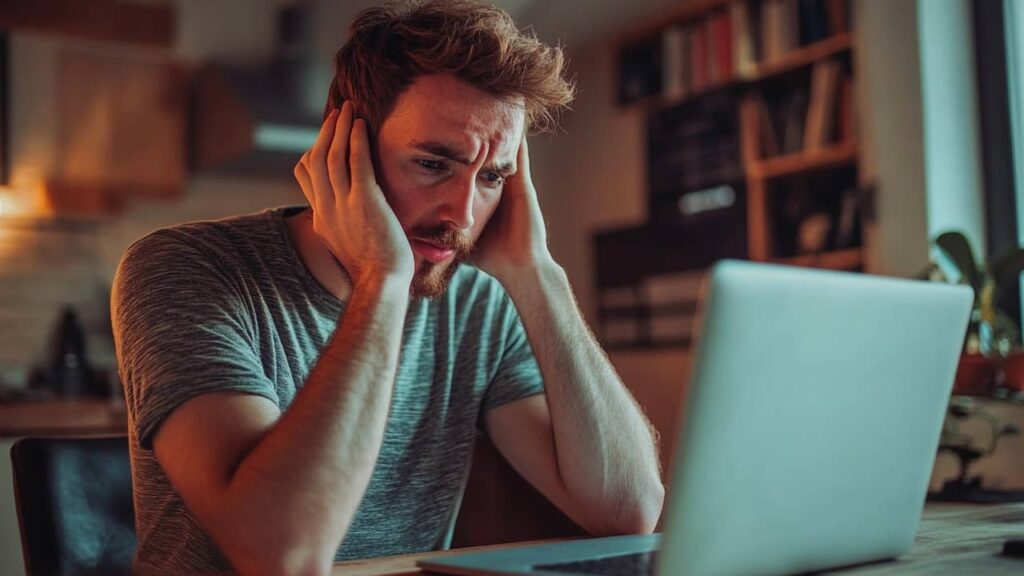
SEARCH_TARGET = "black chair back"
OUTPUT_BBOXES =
[10,435,136,576]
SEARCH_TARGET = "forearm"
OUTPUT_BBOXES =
[502,262,664,533]
[217,276,408,572]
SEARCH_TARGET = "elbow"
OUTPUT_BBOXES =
[603,480,665,535]
[228,540,337,576]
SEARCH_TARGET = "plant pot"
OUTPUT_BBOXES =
[1002,353,1024,392]
[954,354,997,396]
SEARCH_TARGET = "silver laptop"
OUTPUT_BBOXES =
[419,260,973,576]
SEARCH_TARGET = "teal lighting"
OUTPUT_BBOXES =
[253,123,319,153]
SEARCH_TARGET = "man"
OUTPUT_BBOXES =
[111,1,663,574]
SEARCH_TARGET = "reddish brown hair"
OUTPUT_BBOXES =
[325,0,575,133]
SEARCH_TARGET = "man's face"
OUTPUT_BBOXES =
[374,74,526,299]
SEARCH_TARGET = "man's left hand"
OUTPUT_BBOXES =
[472,134,555,282]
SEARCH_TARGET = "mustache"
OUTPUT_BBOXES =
[411,225,473,253]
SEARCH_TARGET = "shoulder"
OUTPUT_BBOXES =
[116,209,282,285]
[112,210,285,318]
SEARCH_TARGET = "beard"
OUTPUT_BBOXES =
[409,224,474,300]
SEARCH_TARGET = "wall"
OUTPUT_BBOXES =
[918,0,986,259]
[0,1,304,391]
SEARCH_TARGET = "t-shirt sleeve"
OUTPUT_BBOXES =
[481,290,545,412]
[112,231,279,450]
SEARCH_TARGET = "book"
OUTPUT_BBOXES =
[799,0,830,45]
[761,0,777,63]
[747,0,764,64]
[681,27,693,97]
[756,95,781,158]
[825,0,849,34]
[833,185,860,249]
[836,73,854,142]
[692,23,707,91]
[732,0,756,77]
[715,10,733,82]
[662,25,686,101]
[804,59,842,149]
[804,61,827,149]
[782,86,809,153]
[706,17,720,86]
[778,0,800,56]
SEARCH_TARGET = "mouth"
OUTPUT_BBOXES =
[410,238,456,264]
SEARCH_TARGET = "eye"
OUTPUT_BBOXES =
[481,172,504,188]
[417,159,445,172]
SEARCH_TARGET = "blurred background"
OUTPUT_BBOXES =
[1,0,1024,572]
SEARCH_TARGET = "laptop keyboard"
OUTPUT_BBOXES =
[532,550,658,575]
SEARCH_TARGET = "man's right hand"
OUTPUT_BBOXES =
[294,101,414,291]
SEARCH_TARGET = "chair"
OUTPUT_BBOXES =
[452,434,586,547]
[10,435,136,576]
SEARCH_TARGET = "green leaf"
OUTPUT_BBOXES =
[936,231,981,291]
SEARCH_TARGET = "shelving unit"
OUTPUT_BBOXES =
[752,138,857,180]
[596,0,862,349]
[750,32,852,82]
[775,246,863,270]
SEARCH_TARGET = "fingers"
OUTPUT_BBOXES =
[349,118,378,191]
[327,101,354,195]
[307,108,341,211]
[517,132,531,177]
[293,155,316,212]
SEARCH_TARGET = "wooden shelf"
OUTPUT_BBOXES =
[607,0,867,333]
[618,0,734,46]
[638,34,853,111]
[753,140,858,180]
[750,33,853,83]
[773,248,864,271]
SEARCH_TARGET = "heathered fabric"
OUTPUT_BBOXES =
[111,206,545,573]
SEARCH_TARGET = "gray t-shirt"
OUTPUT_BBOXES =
[111,206,545,573]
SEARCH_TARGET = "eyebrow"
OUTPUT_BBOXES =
[410,140,515,177]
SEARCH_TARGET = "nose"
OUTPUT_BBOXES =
[437,175,476,231]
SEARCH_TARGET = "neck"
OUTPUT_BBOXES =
[285,208,353,302]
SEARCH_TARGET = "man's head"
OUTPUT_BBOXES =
[325,0,574,298]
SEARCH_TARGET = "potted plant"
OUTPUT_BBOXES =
[930,232,1024,394]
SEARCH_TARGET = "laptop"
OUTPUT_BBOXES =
[419,260,973,576]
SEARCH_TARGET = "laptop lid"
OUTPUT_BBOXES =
[658,261,973,575]
[418,261,972,576]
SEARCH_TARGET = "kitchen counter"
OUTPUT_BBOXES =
[0,398,126,437]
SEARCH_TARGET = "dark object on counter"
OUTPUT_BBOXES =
[1003,538,1024,558]
[50,307,90,395]
[39,306,108,398]
[10,435,136,576]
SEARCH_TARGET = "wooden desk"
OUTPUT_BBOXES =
[0,399,126,437]
[331,503,1024,575]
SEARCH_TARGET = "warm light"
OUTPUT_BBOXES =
[0,184,34,218]
[1,172,54,218]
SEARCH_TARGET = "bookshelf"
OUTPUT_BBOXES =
[596,0,861,349]
[776,246,863,270]
[751,32,852,82]
[752,138,857,180]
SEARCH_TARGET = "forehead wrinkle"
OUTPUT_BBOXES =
[384,75,524,172]
[407,112,518,163]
